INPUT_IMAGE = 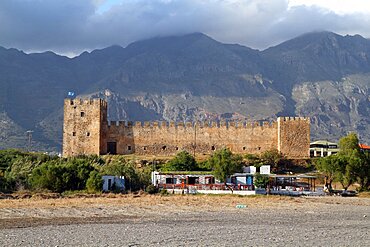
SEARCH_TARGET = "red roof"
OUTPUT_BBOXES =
[359,143,370,150]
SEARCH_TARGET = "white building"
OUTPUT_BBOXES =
[243,165,270,174]
[151,165,271,195]
[102,175,125,192]
[310,140,339,157]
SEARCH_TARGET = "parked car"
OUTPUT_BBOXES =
[341,190,358,197]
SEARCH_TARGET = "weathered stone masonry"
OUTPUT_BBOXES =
[63,98,310,159]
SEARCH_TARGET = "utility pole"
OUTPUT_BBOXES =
[193,118,197,159]
[26,130,33,152]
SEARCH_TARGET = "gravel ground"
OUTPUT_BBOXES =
[0,196,369,246]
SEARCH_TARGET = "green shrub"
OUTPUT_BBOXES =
[145,184,158,194]
[86,171,103,193]
[102,156,151,191]
[29,159,97,193]
[162,151,197,171]
[254,172,269,188]
[160,189,169,196]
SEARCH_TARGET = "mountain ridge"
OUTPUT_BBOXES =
[0,31,369,151]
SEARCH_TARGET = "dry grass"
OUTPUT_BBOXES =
[1,193,369,211]
[358,191,370,198]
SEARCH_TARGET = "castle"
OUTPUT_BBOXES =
[63,98,310,159]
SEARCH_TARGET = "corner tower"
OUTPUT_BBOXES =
[277,117,310,159]
[62,98,107,157]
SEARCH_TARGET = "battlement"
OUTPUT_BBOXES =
[65,98,107,107]
[278,116,310,122]
[105,120,276,129]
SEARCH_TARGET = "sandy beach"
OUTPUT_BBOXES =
[0,194,369,246]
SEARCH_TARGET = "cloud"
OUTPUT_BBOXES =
[0,0,370,56]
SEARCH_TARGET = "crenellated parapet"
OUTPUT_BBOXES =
[278,116,310,122]
[105,120,277,130]
[66,98,107,107]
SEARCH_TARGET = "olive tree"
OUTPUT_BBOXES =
[162,151,197,171]
[315,155,341,192]
[316,133,370,191]
[207,148,244,188]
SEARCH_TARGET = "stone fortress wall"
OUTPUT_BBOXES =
[63,99,310,159]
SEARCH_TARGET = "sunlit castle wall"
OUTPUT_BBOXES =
[63,99,310,159]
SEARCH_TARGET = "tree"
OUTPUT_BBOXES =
[339,133,360,156]
[260,149,284,172]
[254,172,269,189]
[244,153,262,167]
[338,133,367,191]
[208,148,243,185]
[344,149,369,191]
[359,152,370,191]
[334,155,355,191]
[316,133,370,191]
[315,155,341,192]
[162,151,197,171]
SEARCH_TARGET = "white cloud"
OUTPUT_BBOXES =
[289,0,370,15]
[0,0,369,55]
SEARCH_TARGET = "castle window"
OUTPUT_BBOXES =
[72,132,76,136]
[175,147,179,151]
[243,146,246,151]
[143,146,147,151]
[86,132,90,137]
[128,145,132,151]
[70,101,74,105]
[162,146,167,151]
[258,147,261,150]
[80,112,85,117]
[211,146,215,151]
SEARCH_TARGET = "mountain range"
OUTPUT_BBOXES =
[0,31,369,151]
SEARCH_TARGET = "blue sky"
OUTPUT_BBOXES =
[1,0,370,57]
[97,0,119,14]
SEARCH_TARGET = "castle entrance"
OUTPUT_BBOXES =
[107,142,117,154]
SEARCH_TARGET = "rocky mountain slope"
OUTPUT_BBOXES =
[0,31,369,151]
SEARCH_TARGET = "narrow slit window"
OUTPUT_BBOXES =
[72,132,76,136]
[80,112,85,117]
[211,146,215,151]
[86,132,90,137]
[128,145,132,151]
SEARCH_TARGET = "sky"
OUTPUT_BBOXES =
[1,0,370,57]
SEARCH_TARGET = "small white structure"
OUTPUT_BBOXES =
[243,165,270,174]
[102,175,125,192]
